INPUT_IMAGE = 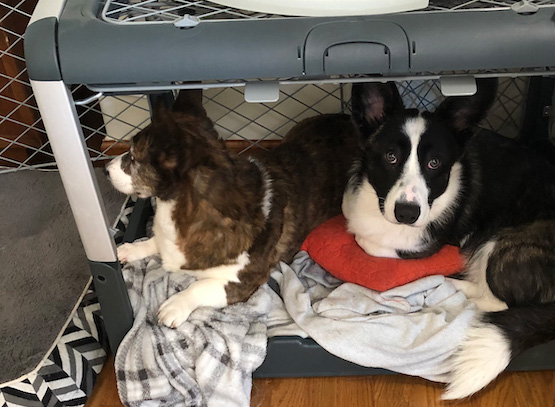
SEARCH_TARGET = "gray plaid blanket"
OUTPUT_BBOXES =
[115,255,272,407]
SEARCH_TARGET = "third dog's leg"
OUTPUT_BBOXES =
[486,221,555,307]
[457,241,508,312]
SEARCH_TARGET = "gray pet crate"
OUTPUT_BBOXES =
[22,0,555,379]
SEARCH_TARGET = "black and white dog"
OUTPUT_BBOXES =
[342,79,555,399]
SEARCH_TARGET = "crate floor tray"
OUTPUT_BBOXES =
[255,251,555,380]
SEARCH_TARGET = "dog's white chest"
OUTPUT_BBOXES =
[343,180,428,258]
[153,199,187,272]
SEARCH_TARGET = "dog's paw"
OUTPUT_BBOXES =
[117,243,142,263]
[157,279,230,328]
[116,243,133,263]
[117,239,158,263]
[157,294,193,328]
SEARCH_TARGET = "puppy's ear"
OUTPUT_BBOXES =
[173,89,207,118]
[171,88,221,142]
[149,93,174,122]
[435,78,498,134]
[351,82,404,137]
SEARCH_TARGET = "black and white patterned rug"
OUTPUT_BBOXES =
[0,169,129,407]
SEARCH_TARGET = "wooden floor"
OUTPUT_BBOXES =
[87,355,555,407]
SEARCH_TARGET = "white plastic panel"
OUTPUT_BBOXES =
[210,0,428,16]
[28,0,66,24]
[30,80,117,263]
[440,76,477,96]
[100,0,555,24]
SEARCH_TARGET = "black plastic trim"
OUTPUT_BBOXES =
[89,261,134,352]
[254,336,555,378]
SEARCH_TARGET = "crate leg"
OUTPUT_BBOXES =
[90,261,134,352]
[31,80,133,350]
[30,80,117,262]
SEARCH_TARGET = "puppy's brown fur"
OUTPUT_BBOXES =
[226,112,359,302]
[108,90,358,325]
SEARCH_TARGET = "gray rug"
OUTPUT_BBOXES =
[0,168,125,383]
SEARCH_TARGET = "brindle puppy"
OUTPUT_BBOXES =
[106,90,358,328]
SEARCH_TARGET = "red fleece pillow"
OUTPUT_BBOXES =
[301,215,463,292]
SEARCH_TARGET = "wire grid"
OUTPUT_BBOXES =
[205,83,348,153]
[0,0,51,173]
[205,78,528,144]
[91,77,527,160]
[427,0,554,11]
[0,0,537,173]
[396,77,528,138]
[82,83,347,159]
[75,90,151,162]
[101,0,555,23]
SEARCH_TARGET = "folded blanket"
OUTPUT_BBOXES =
[271,251,477,382]
[115,254,272,407]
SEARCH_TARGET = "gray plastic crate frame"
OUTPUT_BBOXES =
[18,0,555,354]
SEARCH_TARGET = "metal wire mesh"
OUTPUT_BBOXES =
[396,77,528,138]
[0,0,50,172]
[101,0,555,23]
[0,1,541,174]
[92,77,527,160]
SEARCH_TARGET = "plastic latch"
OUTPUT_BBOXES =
[511,1,539,14]
[244,82,280,103]
[440,76,477,97]
[174,15,200,28]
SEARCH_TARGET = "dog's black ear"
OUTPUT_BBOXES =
[351,82,404,137]
[149,93,174,122]
[171,88,221,142]
[173,89,207,118]
[435,78,498,133]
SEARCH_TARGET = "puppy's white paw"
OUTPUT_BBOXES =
[157,279,229,328]
[118,243,145,263]
[158,293,193,328]
[117,238,158,263]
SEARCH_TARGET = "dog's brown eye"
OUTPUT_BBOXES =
[427,158,441,170]
[385,151,397,164]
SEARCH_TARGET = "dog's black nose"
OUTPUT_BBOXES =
[103,165,109,177]
[394,202,420,225]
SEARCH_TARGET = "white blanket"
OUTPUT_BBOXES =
[115,255,271,407]
[270,251,477,382]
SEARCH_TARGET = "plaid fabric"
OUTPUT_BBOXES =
[115,254,272,407]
